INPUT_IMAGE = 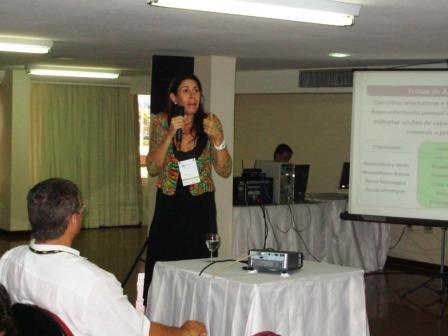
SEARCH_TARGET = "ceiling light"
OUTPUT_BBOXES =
[329,52,351,58]
[0,36,52,54]
[147,0,360,26]
[28,67,120,79]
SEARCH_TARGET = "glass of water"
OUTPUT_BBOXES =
[205,233,220,262]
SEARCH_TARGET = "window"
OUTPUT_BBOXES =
[138,95,151,179]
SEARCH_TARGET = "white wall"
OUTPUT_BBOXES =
[236,69,352,94]
[10,70,31,231]
[0,70,32,231]
[0,73,12,231]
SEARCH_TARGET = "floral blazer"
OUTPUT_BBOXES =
[147,113,232,196]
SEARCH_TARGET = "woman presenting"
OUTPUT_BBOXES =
[143,74,232,304]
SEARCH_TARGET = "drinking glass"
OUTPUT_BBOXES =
[205,233,220,262]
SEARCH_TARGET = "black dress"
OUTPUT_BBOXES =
[143,143,217,305]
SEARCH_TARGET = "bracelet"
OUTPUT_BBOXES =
[214,139,226,151]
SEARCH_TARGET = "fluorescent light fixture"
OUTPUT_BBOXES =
[329,52,351,58]
[147,0,360,26]
[28,67,120,79]
[0,36,52,54]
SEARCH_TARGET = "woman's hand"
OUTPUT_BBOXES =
[180,320,207,336]
[203,112,232,176]
[203,113,223,146]
[149,320,207,336]
[168,115,184,139]
[146,113,185,170]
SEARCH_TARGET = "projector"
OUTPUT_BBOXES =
[248,249,303,273]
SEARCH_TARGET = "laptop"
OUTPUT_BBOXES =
[339,162,350,189]
[294,164,310,203]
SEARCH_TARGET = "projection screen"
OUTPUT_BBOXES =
[348,70,448,222]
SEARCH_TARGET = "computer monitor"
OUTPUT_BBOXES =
[254,160,292,204]
[254,160,310,204]
[294,164,310,202]
[339,162,350,189]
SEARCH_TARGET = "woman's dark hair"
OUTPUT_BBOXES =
[167,74,207,152]
[27,178,82,241]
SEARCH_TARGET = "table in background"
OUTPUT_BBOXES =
[232,194,390,272]
[146,259,369,336]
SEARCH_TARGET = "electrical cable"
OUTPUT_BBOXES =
[259,203,268,250]
[298,203,313,233]
[290,203,319,261]
[268,204,293,234]
[288,203,297,232]
[389,225,408,250]
[210,255,251,278]
[293,227,320,262]
[198,259,238,276]
[264,206,280,250]
[246,204,255,250]
[269,203,317,261]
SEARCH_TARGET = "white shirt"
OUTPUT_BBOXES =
[0,241,151,336]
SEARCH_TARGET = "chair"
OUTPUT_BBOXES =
[11,303,74,336]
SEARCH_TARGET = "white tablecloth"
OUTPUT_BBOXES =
[146,259,369,336]
[232,197,390,272]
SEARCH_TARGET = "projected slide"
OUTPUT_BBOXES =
[349,70,448,221]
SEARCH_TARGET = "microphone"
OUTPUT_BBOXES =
[176,128,182,143]
[173,105,185,143]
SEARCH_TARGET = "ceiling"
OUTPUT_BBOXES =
[0,0,447,76]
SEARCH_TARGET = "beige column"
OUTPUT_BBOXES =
[195,56,236,257]
[0,69,31,231]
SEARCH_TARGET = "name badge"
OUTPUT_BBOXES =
[178,158,200,186]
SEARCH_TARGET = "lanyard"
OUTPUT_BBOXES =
[29,246,66,255]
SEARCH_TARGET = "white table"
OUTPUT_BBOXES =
[146,259,369,336]
[232,195,390,272]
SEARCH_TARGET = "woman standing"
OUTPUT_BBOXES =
[143,74,232,304]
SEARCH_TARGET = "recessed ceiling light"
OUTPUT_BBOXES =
[28,67,120,79]
[0,36,52,54]
[329,52,351,58]
[148,0,361,27]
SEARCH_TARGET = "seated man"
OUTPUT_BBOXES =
[0,178,206,336]
[273,143,293,162]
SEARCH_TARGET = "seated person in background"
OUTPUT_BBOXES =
[273,143,293,162]
[0,178,206,336]
[0,284,15,336]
